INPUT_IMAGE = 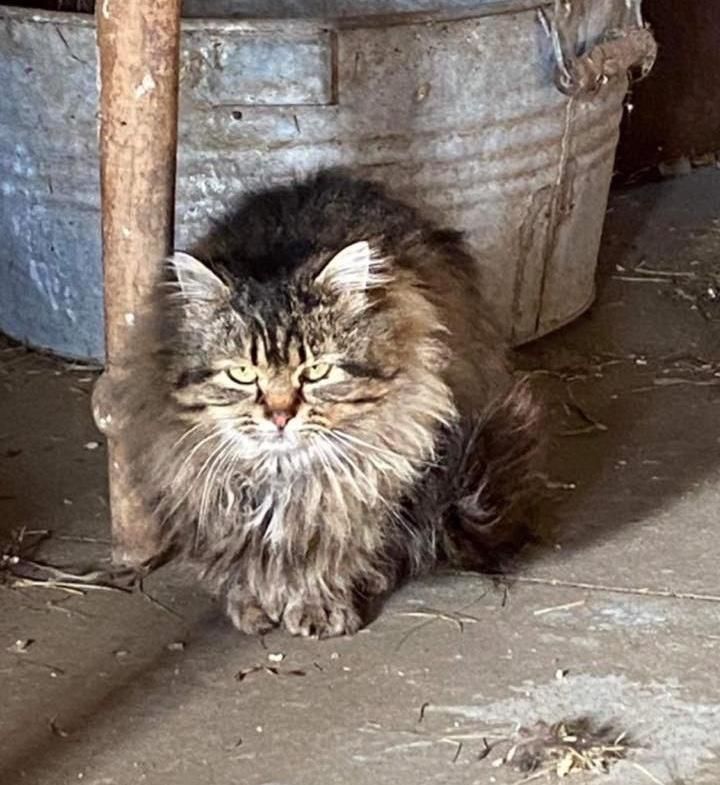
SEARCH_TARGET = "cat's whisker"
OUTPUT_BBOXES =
[332,428,414,458]
[160,427,228,524]
[312,432,376,501]
[316,432,385,495]
[177,426,225,467]
[170,421,209,453]
[324,434,402,485]
[197,436,238,535]
[317,433,377,503]
[313,441,346,511]
[380,499,419,545]
[328,430,401,465]
[317,434,416,547]
[341,429,441,470]
[212,446,242,522]
[330,429,427,472]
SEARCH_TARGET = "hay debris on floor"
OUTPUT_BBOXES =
[496,717,631,779]
[1,526,135,594]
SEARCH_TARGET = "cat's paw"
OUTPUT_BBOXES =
[226,591,277,636]
[282,598,361,638]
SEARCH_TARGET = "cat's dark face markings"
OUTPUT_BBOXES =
[167,243,402,453]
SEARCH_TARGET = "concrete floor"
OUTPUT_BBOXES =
[2,169,720,785]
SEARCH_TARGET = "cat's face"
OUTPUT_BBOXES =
[164,243,406,458]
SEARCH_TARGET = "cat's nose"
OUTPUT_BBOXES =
[262,391,298,430]
[270,411,291,430]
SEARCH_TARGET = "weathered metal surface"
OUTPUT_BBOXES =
[181,26,335,107]
[0,1,651,360]
[0,10,101,359]
[94,0,182,563]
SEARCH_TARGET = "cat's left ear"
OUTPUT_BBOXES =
[314,241,391,295]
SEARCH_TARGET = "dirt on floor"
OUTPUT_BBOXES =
[1,168,720,785]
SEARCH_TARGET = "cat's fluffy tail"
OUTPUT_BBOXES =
[439,378,545,572]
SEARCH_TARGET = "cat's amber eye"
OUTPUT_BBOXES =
[303,362,331,382]
[226,365,258,385]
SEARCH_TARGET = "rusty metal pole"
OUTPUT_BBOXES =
[94,0,182,565]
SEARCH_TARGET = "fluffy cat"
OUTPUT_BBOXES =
[114,170,542,638]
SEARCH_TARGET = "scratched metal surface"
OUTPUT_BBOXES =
[0,1,633,361]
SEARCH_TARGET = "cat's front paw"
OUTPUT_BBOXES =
[282,597,361,638]
[226,589,277,636]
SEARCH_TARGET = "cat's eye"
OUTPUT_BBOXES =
[226,365,258,385]
[303,362,331,382]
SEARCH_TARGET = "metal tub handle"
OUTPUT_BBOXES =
[540,0,657,96]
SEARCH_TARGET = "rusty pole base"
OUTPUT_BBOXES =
[92,371,160,567]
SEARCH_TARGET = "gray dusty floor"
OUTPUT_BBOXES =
[2,169,720,785]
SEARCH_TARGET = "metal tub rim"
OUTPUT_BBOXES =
[0,1,550,32]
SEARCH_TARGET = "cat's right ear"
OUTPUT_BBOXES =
[165,252,230,303]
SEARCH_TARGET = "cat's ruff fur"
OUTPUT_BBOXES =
[118,170,542,638]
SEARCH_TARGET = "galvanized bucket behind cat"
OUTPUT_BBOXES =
[0,0,655,360]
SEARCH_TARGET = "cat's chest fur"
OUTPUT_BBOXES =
[212,461,387,553]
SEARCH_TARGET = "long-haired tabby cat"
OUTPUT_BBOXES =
[114,169,542,638]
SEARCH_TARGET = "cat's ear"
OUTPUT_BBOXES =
[314,241,391,295]
[165,252,229,302]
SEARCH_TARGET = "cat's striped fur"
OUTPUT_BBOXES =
[114,170,543,637]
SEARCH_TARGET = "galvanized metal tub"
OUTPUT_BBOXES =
[0,1,654,361]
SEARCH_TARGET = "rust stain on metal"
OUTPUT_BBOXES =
[557,28,657,97]
[512,185,552,341]
[532,95,577,335]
